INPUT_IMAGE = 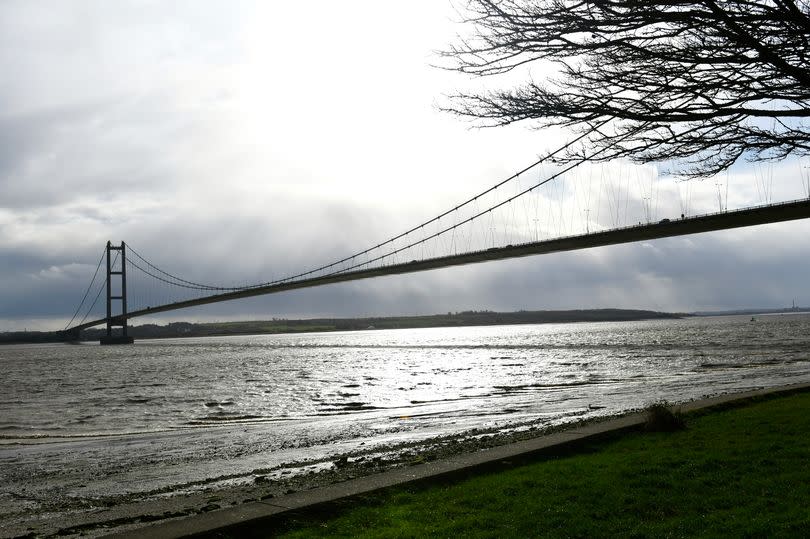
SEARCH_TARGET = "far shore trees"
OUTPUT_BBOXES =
[443,0,810,177]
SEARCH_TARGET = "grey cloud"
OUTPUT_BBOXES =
[0,98,202,210]
[2,1,809,331]
[0,249,100,318]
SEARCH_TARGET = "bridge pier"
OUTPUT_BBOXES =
[58,328,81,342]
[102,241,135,345]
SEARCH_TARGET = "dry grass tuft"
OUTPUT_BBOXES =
[644,401,686,432]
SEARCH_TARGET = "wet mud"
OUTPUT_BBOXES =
[2,412,619,538]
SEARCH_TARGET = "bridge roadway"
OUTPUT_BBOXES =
[69,198,810,332]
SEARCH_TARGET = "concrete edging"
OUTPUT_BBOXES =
[106,381,810,538]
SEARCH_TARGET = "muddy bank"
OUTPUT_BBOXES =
[12,379,810,538]
[4,410,619,538]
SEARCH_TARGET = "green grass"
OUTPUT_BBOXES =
[271,391,810,538]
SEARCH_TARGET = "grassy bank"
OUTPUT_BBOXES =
[271,391,810,538]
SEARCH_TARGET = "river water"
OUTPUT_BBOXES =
[1,314,809,535]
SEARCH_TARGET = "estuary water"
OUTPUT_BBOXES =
[1,314,809,535]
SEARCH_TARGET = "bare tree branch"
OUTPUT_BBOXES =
[441,0,810,177]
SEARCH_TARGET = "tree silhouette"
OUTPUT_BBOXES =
[443,0,810,176]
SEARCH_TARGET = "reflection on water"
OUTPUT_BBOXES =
[1,314,809,527]
[4,314,810,440]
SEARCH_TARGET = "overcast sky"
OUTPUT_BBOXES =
[2,1,809,331]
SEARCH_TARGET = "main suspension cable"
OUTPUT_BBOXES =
[64,247,106,330]
[126,244,246,291]
[76,251,119,327]
[246,119,613,289]
[126,256,226,291]
[117,118,653,301]
[316,122,647,280]
[118,122,611,295]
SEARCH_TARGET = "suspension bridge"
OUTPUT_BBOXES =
[62,135,810,344]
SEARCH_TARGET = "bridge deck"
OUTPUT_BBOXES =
[69,198,810,331]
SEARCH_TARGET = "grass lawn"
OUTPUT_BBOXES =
[271,391,810,538]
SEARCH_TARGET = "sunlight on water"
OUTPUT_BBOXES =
[3,316,809,440]
[1,314,809,533]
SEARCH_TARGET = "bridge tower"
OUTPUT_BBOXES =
[100,241,135,345]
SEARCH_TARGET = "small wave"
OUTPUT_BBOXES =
[203,400,237,408]
[699,362,729,370]
[699,359,789,371]
[192,414,262,423]
[318,401,369,408]
[315,401,382,412]
[0,427,175,441]
[409,396,469,405]
[492,381,592,392]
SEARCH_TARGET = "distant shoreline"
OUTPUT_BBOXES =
[1,308,683,344]
[691,307,808,317]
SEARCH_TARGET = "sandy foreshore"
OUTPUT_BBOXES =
[8,382,810,538]
[3,407,608,538]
